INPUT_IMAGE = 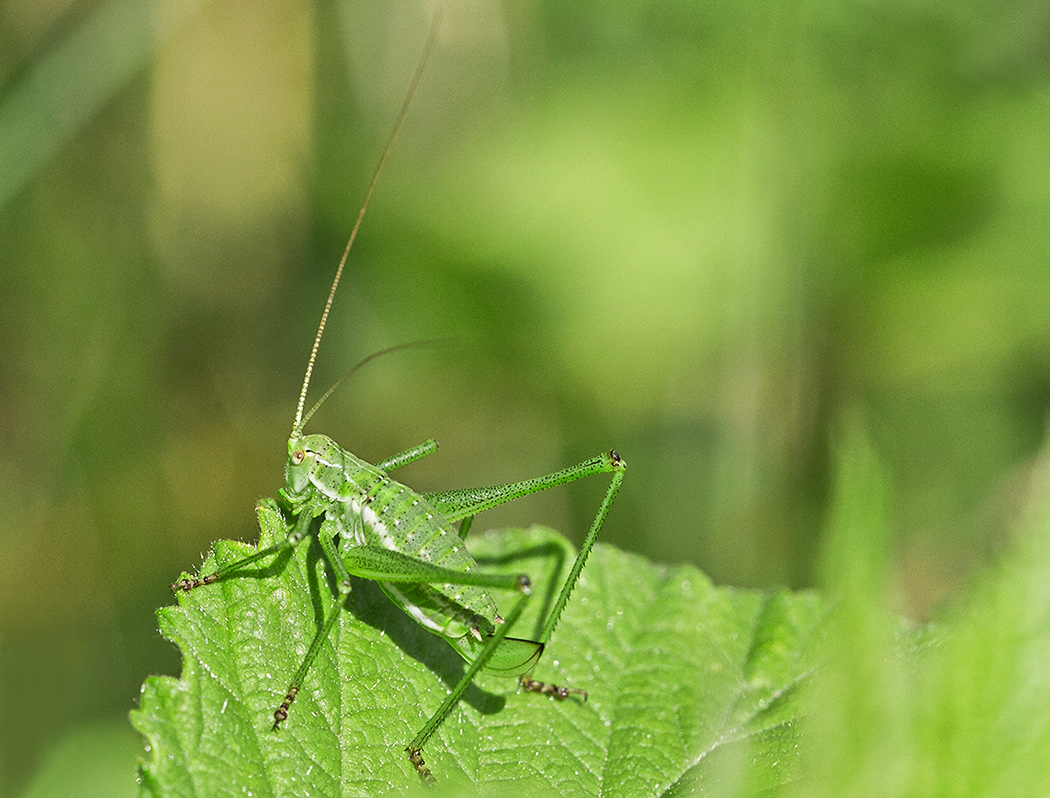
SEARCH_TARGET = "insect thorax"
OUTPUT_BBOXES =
[293,433,501,646]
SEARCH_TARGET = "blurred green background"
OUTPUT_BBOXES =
[3,0,1050,794]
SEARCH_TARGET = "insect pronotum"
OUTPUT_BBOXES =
[171,10,626,783]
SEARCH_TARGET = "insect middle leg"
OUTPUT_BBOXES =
[375,438,438,472]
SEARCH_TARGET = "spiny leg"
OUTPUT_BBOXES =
[522,451,624,698]
[273,578,351,728]
[171,500,309,592]
[261,451,625,778]
[426,450,627,698]
[272,517,355,729]
[423,450,623,523]
[171,503,358,731]
[351,451,626,781]
[335,544,536,782]
[536,451,624,644]
[375,438,438,472]
[267,522,534,732]
[405,573,533,784]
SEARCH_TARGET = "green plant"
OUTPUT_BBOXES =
[134,525,826,795]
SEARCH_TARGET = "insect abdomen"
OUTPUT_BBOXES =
[316,442,500,642]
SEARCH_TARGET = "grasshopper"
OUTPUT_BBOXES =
[170,15,625,783]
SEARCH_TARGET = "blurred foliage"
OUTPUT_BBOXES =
[2,0,1050,793]
[793,426,1050,798]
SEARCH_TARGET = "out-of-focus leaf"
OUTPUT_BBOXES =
[0,0,204,208]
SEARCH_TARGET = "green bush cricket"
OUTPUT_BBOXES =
[170,14,626,784]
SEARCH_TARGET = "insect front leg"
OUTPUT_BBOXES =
[170,499,308,592]
[169,497,339,729]
[271,515,354,730]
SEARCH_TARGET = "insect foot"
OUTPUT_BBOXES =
[519,675,588,701]
[272,686,299,731]
[170,573,219,592]
[406,746,436,785]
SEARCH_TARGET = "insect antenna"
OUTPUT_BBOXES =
[292,8,443,436]
[300,338,452,429]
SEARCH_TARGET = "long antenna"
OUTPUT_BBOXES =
[293,8,443,435]
[300,338,451,429]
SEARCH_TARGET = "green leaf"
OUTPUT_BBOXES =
[132,525,827,797]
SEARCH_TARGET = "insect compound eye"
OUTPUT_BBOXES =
[291,449,306,465]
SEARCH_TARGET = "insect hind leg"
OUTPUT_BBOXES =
[405,573,533,784]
